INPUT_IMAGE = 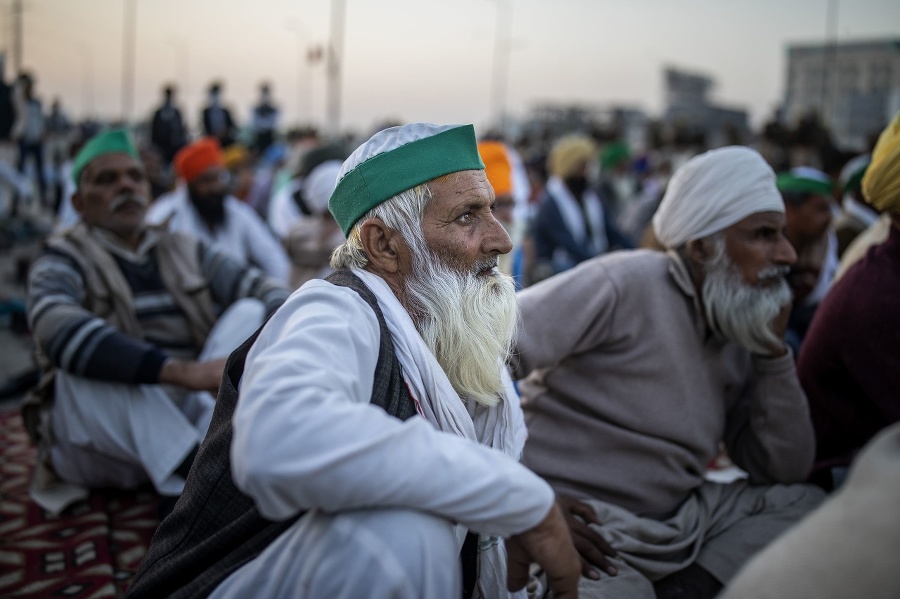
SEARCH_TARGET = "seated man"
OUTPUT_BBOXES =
[511,146,825,598]
[25,129,289,511]
[127,124,582,599]
[797,112,900,491]
[147,137,291,283]
[776,167,838,352]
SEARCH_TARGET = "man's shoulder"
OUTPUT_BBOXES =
[585,249,671,280]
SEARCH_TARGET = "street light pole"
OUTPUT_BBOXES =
[80,44,93,118]
[12,0,23,75]
[326,0,346,138]
[121,0,137,123]
[285,19,311,127]
[489,0,512,133]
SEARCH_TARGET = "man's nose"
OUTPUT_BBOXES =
[774,234,798,266]
[484,213,513,256]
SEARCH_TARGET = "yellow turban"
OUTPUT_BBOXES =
[862,111,900,214]
[547,135,598,179]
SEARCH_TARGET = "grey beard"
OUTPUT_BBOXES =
[702,250,793,355]
[403,236,518,407]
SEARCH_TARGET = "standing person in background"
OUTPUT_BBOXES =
[201,81,237,148]
[250,82,279,154]
[0,54,31,216]
[150,85,187,169]
[12,72,47,208]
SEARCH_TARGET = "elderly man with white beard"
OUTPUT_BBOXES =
[510,146,826,599]
[127,123,582,599]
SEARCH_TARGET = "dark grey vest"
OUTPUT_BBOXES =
[126,270,420,598]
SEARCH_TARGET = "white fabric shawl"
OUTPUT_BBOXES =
[352,268,527,599]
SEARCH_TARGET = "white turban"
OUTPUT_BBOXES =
[303,160,343,215]
[652,146,785,249]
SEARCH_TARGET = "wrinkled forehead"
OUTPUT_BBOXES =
[426,170,492,206]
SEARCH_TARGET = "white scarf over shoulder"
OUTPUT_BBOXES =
[352,268,527,598]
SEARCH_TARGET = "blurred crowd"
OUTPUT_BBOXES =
[2,54,899,598]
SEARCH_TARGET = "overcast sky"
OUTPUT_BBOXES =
[4,0,899,135]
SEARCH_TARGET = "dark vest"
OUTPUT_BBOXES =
[126,270,420,598]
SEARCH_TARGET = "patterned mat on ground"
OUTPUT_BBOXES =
[0,410,161,598]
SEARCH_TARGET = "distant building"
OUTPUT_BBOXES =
[783,38,900,150]
[523,103,649,153]
[662,67,750,147]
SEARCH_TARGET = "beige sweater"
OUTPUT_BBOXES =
[511,249,815,518]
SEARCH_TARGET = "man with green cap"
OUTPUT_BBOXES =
[776,166,838,352]
[24,128,289,513]
[128,123,584,599]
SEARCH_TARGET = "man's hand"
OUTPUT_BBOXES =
[764,301,792,358]
[556,493,618,580]
[159,357,228,395]
[506,502,581,598]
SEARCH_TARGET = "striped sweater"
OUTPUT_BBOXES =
[27,226,289,385]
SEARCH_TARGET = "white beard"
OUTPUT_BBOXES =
[403,239,518,407]
[702,249,793,355]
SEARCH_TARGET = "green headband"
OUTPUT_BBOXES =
[776,173,833,197]
[843,165,868,193]
[72,129,140,185]
[328,125,485,236]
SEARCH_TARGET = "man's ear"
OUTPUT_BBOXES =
[71,190,84,216]
[359,218,406,274]
[684,237,717,267]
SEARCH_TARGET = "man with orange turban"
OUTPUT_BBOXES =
[147,137,290,282]
[798,111,900,492]
[478,139,531,285]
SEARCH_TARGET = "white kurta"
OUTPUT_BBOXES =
[216,277,554,598]
[43,299,265,507]
[147,186,290,283]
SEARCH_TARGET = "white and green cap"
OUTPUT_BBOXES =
[329,123,484,236]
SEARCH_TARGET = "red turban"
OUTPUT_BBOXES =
[175,138,225,183]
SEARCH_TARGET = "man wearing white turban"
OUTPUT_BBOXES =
[512,146,825,598]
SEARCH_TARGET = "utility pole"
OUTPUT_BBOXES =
[824,0,839,129]
[489,0,512,134]
[326,0,345,138]
[122,0,137,122]
[12,0,24,75]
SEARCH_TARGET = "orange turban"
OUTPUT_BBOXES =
[478,141,513,197]
[175,138,225,183]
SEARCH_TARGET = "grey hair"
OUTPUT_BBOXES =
[329,184,432,270]
[330,171,468,269]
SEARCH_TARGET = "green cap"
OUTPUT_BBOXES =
[776,167,833,197]
[72,129,140,185]
[328,124,484,236]
[601,141,630,169]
